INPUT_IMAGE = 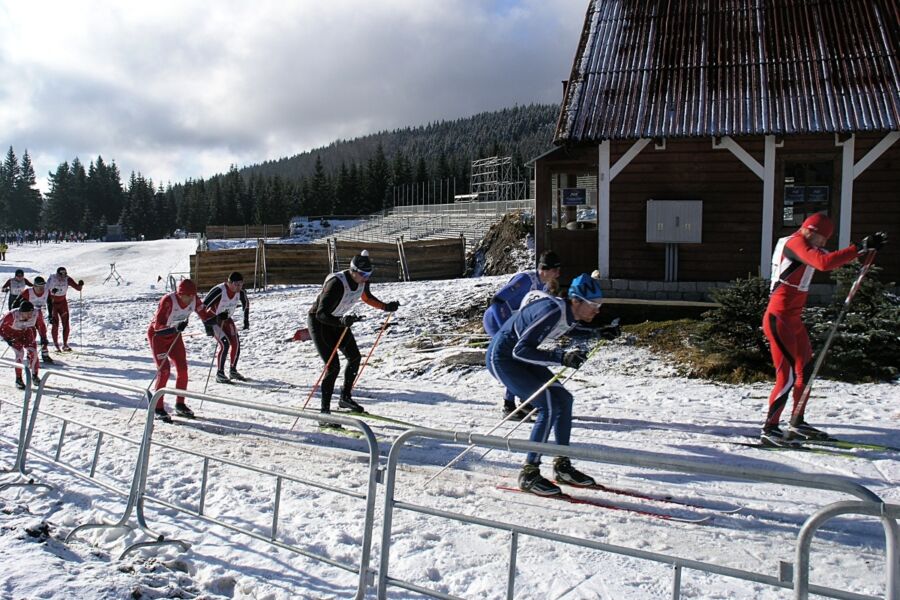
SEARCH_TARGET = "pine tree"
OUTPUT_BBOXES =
[365,143,390,214]
[1,147,20,232]
[16,151,42,229]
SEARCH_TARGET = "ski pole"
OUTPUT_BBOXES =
[128,332,183,425]
[350,313,392,392]
[424,339,606,487]
[789,251,877,430]
[79,290,83,348]
[200,340,218,405]
[290,326,349,429]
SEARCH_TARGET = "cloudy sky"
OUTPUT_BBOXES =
[0,1,586,192]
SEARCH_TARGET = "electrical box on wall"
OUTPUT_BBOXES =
[646,200,703,244]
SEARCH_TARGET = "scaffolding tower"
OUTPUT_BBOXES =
[470,156,527,202]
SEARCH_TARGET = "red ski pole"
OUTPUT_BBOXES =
[350,312,392,392]
[789,251,877,430]
[292,326,350,429]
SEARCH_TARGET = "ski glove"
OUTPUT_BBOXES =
[599,324,621,341]
[562,349,588,369]
[857,231,887,253]
[384,301,400,313]
[176,320,189,332]
[77,280,84,287]
[216,311,229,324]
[339,315,363,328]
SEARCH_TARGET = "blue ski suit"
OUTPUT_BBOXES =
[483,271,547,406]
[486,294,576,465]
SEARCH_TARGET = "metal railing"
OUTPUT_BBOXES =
[378,428,897,600]
[0,359,48,492]
[61,387,381,600]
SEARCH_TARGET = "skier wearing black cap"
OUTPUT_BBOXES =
[2,269,32,310]
[14,276,52,363]
[483,250,562,419]
[1,300,39,389]
[307,250,399,424]
[202,271,250,383]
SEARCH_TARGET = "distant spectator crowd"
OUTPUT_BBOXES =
[1,230,90,245]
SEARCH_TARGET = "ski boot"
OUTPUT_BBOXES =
[504,403,535,422]
[338,395,365,413]
[787,421,830,441]
[229,368,247,382]
[518,464,561,496]
[14,376,26,390]
[61,345,72,352]
[553,457,596,487]
[760,424,797,447]
[154,407,173,423]
[215,370,232,384]
[175,403,195,419]
[42,352,53,364]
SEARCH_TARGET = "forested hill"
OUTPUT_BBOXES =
[242,103,559,183]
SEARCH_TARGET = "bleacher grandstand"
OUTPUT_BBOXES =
[327,199,533,251]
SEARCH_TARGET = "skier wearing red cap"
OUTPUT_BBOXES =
[761,213,887,445]
[46,266,84,351]
[0,300,39,390]
[147,279,215,422]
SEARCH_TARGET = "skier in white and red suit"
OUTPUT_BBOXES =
[761,212,886,445]
[201,271,250,384]
[0,300,39,390]
[147,279,215,422]
[14,276,53,363]
[46,266,84,352]
[2,269,32,310]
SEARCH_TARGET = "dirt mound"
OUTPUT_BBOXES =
[466,211,534,276]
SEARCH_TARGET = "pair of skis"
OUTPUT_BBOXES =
[498,480,742,524]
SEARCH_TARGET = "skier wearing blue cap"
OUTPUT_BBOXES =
[483,250,562,419]
[486,273,604,496]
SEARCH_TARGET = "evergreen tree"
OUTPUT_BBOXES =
[16,151,42,229]
[44,162,72,231]
[1,147,19,232]
[308,155,332,215]
[365,143,390,213]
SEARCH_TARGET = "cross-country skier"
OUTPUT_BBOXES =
[2,269,32,310]
[307,250,398,425]
[0,300,39,390]
[486,273,603,496]
[46,266,83,351]
[202,271,250,384]
[147,279,215,422]
[14,276,52,363]
[483,250,562,420]
[761,213,887,445]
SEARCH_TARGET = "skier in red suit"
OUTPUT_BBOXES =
[46,266,84,351]
[147,279,215,422]
[761,213,886,444]
[0,301,39,390]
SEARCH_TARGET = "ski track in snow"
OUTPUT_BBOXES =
[0,239,897,599]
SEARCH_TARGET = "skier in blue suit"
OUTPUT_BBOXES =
[486,273,604,496]
[483,250,561,419]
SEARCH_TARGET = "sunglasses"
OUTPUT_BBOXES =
[572,295,602,309]
[539,264,561,271]
[351,267,373,279]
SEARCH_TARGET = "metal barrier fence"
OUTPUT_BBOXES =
[61,386,380,600]
[0,358,46,492]
[377,428,898,600]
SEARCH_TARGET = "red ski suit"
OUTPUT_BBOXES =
[0,309,39,381]
[147,293,214,409]
[17,286,50,352]
[763,233,858,427]
[46,274,83,349]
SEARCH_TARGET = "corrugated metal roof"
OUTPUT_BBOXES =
[556,0,900,142]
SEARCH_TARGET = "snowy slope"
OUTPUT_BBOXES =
[0,240,897,600]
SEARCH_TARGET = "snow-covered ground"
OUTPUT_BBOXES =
[0,240,897,600]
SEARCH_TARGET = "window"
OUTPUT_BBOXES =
[783,162,832,227]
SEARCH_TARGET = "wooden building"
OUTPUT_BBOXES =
[534,0,899,301]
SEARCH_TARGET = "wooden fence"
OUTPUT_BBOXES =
[189,237,465,290]
[205,224,284,239]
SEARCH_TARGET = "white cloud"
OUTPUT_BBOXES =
[0,0,586,192]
